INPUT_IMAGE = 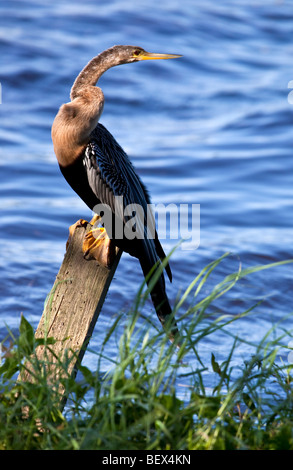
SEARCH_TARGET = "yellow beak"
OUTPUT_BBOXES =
[137,51,182,61]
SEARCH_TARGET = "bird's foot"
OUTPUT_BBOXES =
[67,216,116,268]
[82,216,116,268]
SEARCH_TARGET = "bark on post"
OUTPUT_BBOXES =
[18,221,121,402]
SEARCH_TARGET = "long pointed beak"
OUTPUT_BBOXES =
[138,51,182,61]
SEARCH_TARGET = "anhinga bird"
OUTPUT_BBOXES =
[51,45,181,339]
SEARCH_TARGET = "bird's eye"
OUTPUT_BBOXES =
[133,49,142,57]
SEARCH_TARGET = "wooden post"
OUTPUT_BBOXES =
[19,221,121,402]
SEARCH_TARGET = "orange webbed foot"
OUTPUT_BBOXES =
[82,216,116,268]
[67,216,116,268]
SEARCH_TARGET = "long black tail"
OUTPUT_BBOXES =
[139,255,179,342]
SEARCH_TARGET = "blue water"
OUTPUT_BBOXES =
[1,0,293,393]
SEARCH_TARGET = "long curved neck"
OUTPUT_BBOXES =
[70,47,122,101]
[52,47,128,168]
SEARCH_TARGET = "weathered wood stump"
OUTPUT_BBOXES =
[18,220,121,402]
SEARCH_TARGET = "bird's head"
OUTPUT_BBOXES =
[70,45,181,102]
[107,45,182,65]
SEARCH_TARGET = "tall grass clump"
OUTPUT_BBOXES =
[1,253,293,450]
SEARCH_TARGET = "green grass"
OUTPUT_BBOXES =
[1,253,293,450]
